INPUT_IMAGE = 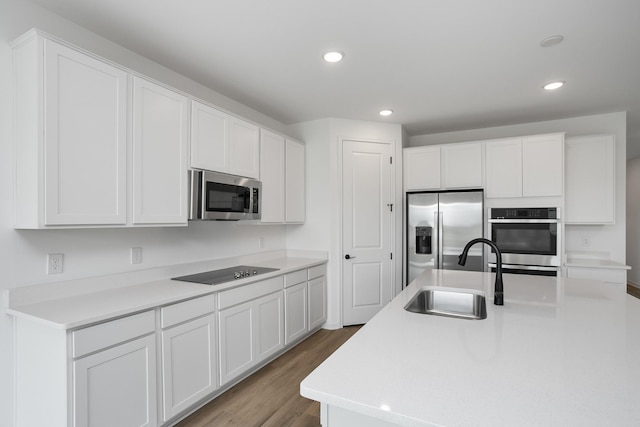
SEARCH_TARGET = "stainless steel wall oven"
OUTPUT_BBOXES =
[488,207,561,276]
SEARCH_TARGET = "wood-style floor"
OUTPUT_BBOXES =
[628,284,640,299]
[176,325,362,427]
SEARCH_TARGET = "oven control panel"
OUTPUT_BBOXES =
[490,207,557,220]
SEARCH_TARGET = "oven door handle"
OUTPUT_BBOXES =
[488,263,559,272]
[488,219,561,224]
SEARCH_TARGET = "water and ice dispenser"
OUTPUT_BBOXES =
[415,226,432,254]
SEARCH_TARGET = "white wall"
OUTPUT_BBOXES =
[287,118,404,329]
[627,157,640,285]
[409,112,628,265]
[0,2,289,425]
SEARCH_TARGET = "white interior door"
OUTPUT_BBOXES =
[342,140,393,325]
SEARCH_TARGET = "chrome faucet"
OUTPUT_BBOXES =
[458,238,504,305]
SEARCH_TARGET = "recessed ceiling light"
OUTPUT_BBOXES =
[543,81,565,90]
[540,35,564,48]
[379,109,393,117]
[323,51,344,63]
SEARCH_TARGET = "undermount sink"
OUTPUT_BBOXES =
[404,288,487,320]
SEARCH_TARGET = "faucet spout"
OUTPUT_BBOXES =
[458,238,504,306]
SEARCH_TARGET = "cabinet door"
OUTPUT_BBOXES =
[228,117,260,178]
[522,134,563,197]
[285,139,306,223]
[260,129,285,223]
[565,135,615,223]
[441,143,483,189]
[256,291,284,361]
[284,282,308,344]
[44,40,127,225]
[190,100,229,173]
[161,314,217,422]
[73,334,157,427]
[485,139,522,198]
[403,146,441,191]
[308,275,327,330]
[218,301,254,386]
[132,77,189,224]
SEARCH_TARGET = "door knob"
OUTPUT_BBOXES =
[345,254,356,260]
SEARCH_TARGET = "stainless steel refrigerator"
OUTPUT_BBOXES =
[406,190,484,286]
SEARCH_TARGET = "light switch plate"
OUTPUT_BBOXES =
[131,247,143,264]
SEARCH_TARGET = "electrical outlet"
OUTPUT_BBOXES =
[131,247,143,264]
[47,253,64,274]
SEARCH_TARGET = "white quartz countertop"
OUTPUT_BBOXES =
[7,256,325,330]
[301,269,640,426]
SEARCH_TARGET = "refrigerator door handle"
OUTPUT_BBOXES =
[438,212,444,269]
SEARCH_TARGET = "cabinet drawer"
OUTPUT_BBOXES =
[218,276,283,310]
[72,310,155,358]
[284,269,307,288]
[567,267,627,284]
[308,264,327,280]
[161,293,216,329]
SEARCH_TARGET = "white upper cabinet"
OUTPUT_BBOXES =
[132,77,189,225]
[485,138,523,198]
[190,100,229,172]
[285,139,306,223]
[190,100,260,179]
[522,134,564,197]
[404,146,441,191]
[486,133,564,198]
[565,135,615,224]
[404,142,483,191]
[13,33,128,228]
[229,117,260,179]
[441,143,483,189]
[259,129,286,223]
[259,131,305,224]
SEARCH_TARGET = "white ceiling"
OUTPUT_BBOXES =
[24,0,640,157]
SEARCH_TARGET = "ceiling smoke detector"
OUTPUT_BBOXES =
[540,35,565,48]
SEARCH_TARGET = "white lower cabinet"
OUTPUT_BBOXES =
[308,275,327,330]
[284,265,327,344]
[256,291,285,360]
[218,301,255,385]
[566,267,627,286]
[73,334,157,427]
[160,294,218,422]
[13,263,326,427]
[285,281,308,344]
[308,264,328,330]
[72,311,157,427]
[218,276,284,386]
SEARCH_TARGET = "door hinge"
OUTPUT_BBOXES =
[387,203,393,212]
[390,252,393,260]
[390,156,393,164]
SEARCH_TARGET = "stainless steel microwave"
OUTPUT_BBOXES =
[189,170,261,220]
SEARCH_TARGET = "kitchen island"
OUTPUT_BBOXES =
[301,269,640,426]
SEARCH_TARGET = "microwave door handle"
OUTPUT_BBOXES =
[195,171,205,220]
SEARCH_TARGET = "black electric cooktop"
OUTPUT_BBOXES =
[172,265,280,285]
